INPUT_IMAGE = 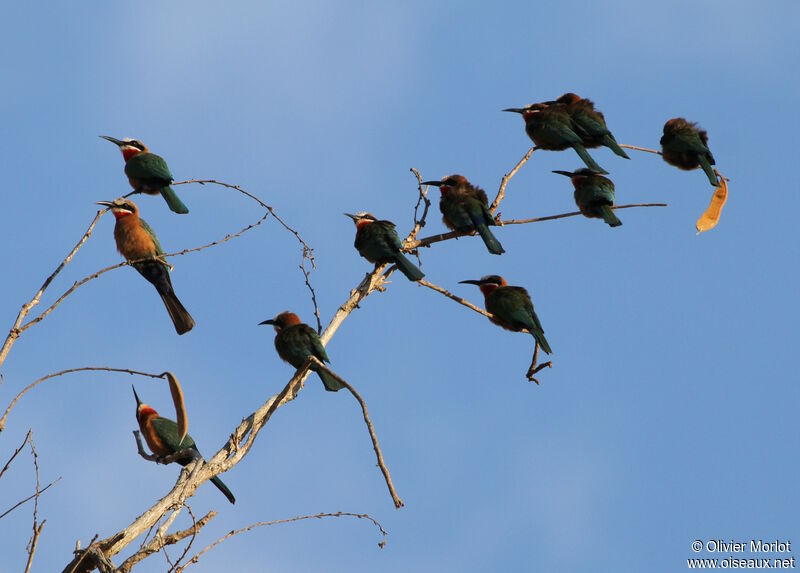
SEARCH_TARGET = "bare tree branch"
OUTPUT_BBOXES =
[0,477,61,520]
[526,343,552,385]
[0,429,31,481]
[407,168,432,243]
[300,250,323,334]
[417,279,553,383]
[176,511,388,572]
[0,367,172,434]
[18,211,269,334]
[307,357,403,508]
[23,432,46,573]
[417,279,492,320]
[173,179,316,267]
[620,143,662,155]
[489,145,536,213]
[501,203,668,226]
[0,211,104,374]
[405,203,667,251]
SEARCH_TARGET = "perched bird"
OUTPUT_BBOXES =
[421,174,505,255]
[133,385,235,504]
[659,118,719,187]
[552,168,622,227]
[503,102,608,174]
[96,198,194,335]
[460,275,552,354]
[259,311,343,392]
[553,93,630,159]
[345,212,424,281]
[100,135,189,214]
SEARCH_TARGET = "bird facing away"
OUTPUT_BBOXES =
[552,168,622,227]
[460,275,552,354]
[503,102,608,174]
[133,385,235,504]
[345,212,424,281]
[96,198,194,335]
[553,93,630,159]
[421,174,505,255]
[659,118,719,187]
[100,135,189,214]
[259,311,343,392]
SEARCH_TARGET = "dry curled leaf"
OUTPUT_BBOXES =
[696,171,728,234]
[164,371,188,445]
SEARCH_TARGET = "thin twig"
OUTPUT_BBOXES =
[23,432,46,573]
[176,511,388,571]
[525,343,552,385]
[502,203,668,226]
[0,477,61,520]
[309,357,403,509]
[406,168,432,244]
[0,367,171,433]
[489,145,536,214]
[0,211,104,373]
[418,279,552,382]
[406,203,668,250]
[173,179,316,268]
[300,249,323,334]
[619,143,662,155]
[133,431,202,465]
[0,429,31,481]
[417,279,492,320]
[19,211,269,333]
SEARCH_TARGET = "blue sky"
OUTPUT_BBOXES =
[1,1,798,571]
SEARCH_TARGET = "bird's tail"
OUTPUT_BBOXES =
[698,155,719,187]
[473,222,505,255]
[210,476,236,504]
[315,366,344,392]
[159,290,195,335]
[160,185,190,214]
[392,253,425,281]
[572,143,608,174]
[602,134,630,159]
[599,205,623,228]
[532,329,553,355]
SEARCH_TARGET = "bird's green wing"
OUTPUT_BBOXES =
[672,131,711,154]
[377,220,403,251]
[489,288,537,331]
[125,152,174,182]
[139,218,166,257]
[307,327,331,363]
[151,417,197,452]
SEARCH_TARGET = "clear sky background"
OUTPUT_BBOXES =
[1,2,798,571]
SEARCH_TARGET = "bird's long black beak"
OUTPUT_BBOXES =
[99,135,125,146]
[552,170,574,177]
[259,319,275,326]
[96,200,115,208]
[344,213,358,220]
[421,180,442,187]
[132,385,142,407]
[459,279,483,286]
[502,108,525,114]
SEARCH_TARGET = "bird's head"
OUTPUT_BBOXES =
[100,135,148,161]
[502,103,546,121]
[132,385,157,422]
[96,197,139,219]
[259,311,302,333]
[421,174,469,195]
[345,212,377,230]
[552,168,598,183]
[555,92,581,105]
[459,274,507,296]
